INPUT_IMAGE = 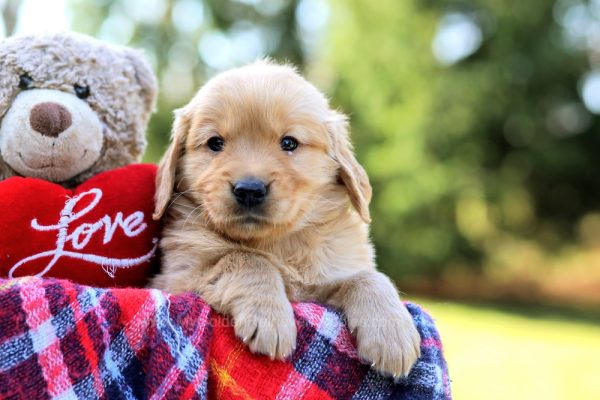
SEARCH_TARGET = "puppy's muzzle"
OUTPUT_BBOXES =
[233,178,268,208]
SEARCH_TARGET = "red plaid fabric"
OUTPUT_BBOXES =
[0,277,451,399]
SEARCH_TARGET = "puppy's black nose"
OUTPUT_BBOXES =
[233,178,267,208]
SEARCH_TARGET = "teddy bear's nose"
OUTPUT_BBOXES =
[29,102,72,138]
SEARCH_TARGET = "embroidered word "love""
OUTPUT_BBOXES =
[9,188,158,278]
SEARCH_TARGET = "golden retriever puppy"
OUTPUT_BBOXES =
[151,61,421,378]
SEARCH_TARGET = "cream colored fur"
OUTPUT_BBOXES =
[1,89,103,182]
[0,32,157,185]
[151,61,421,378]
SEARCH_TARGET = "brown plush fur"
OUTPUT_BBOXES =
[151,61,420,377]
[0,32,157,185]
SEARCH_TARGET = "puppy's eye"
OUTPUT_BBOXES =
[19,74,33,90]
[207,136,225,152]
[280,136,299,152]
[74,84,91,99]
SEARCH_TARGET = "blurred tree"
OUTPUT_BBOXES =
[1,0,19,35]
[69,0,303,161]
[326,0,600,280]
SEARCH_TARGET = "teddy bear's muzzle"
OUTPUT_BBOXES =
[0,89,104,183]
[29,102,73,138]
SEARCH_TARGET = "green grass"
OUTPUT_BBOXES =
[414,298,600,400]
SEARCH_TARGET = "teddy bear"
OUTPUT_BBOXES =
[0,32,157,185]
[0,32,161,287]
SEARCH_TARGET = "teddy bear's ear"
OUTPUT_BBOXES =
[124,49,158,115]
[153,108,190,220]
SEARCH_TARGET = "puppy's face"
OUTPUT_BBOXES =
[154,62,371,241]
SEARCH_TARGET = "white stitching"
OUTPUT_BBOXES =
[9,188,157,279]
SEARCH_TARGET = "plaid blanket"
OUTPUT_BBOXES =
[0,277,451,399]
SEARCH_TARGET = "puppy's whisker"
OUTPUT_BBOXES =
[172,203,197,210]
[304,194,342,208]
[182,204,205,229]
[297,194,345,225]
[190,207,210,228]
[175,176,187,192]
[166,189,195,211]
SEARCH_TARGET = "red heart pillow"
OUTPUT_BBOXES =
[0,164,160,288]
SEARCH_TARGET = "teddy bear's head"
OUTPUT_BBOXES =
[0,32,157,186]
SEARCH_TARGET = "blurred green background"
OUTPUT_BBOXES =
[2,0,600,398]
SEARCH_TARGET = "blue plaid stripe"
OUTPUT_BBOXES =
[293,324,333,381]
[153,291,206,380]
[0,331,35,372]
[352,370,393,400]
[100,338,138,399]
[72,374,99,400]
[96,295,156,400]
[150,290,209,399]
[0,291,78,372]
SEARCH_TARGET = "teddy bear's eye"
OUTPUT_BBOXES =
[74,84,90,99]
[19,74,33,90]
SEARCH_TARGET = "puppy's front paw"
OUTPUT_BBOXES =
[233,297,297,360]
[352,305,421,378]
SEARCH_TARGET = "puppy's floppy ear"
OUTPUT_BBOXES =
[328,111,372,223]
[153,108,190,220]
